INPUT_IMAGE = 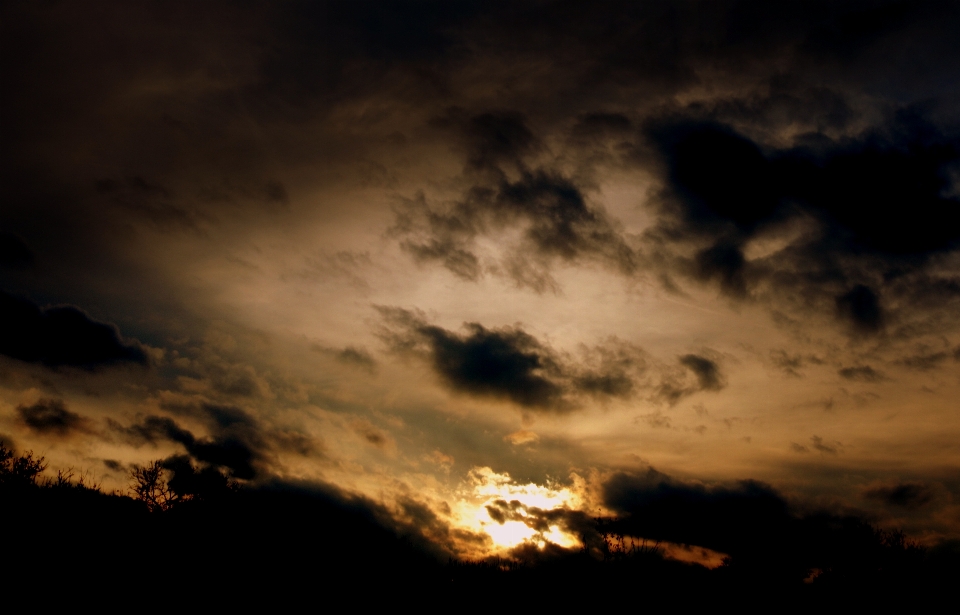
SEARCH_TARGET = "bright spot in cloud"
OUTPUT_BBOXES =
[504,430,540,445]
[658,541,728,569]
[485,520,539,548]
[452,467,583,555]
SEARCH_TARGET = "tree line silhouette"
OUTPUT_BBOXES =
[1,443,956,608]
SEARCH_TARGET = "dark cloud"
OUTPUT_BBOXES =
[352,419,388,448]
[650,122,784,239]
[377,307,649,411]
[3,1,960,581]
[838,365,886,382]
[485,498,522,524]
[693,242,748,298]
[197,403,258,430]
[402,239,482,282]
[157,454,237,501]
[603,468,795,563]
[17,398,89,436]
[102,459,125,472]
[312,343,378,372]
[386,311,566,410]
[111,401,318,479]
[864,482,935,510]
[481,497,593,553]
[335,346,377,370]
[0,290,148,369]
[95,176,204,232]
[433,109,538,171]
[637,412,671,429]
[644,110,960,334]
[679,354,724,391]
[111,414,259,479]
[769,350,823,377]
[93,175,289,231]
[654,353,727,405]
[114,415,193,447]
[835,285,884,334]
[599,464,943,583]
[394,112,637,291]
[5,0,960,329]
[156,399,257,430]
[571,113,633,140]
[810,435,841,455]
[900,351,950,370]
[211,370,260,398]
[173,403,319,460]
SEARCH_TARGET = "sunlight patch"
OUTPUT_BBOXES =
[504,429,539,445]
[453,467,583,555]
[658,541,728,569]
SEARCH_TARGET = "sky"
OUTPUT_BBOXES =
[3,0,960,561]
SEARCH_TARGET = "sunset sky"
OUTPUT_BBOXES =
[4,0,960,560]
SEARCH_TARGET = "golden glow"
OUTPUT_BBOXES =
[485,520,539,548]
[658,541,728,569]
[452,467,583,555]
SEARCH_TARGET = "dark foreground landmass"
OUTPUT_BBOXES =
[2,446,957,610]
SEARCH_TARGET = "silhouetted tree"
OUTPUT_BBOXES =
[0,443,46,490]
[129,459,175,512]
[162,455,236,503]
[129,457,237,511]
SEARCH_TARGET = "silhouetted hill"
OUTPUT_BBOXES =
[2,446,957,608]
